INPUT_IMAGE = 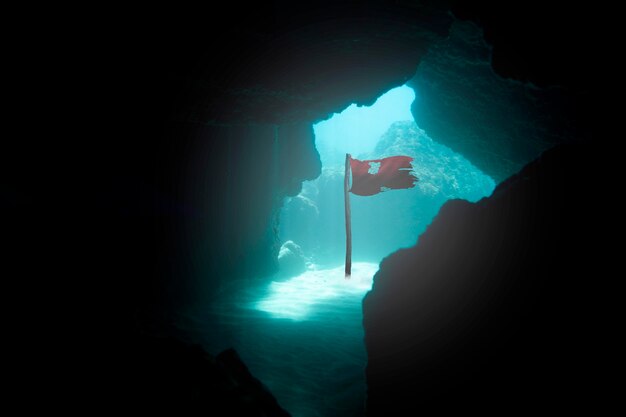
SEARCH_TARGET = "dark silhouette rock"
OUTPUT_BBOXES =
[363,144,600,414]
[125,336,291,416]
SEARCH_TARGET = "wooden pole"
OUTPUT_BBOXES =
[345,153,352,277]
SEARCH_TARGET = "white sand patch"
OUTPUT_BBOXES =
[253,262,378,320]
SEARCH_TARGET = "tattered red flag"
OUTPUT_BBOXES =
[349,155,418,196]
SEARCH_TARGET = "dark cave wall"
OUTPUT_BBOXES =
[408,20,585,182]
[141,122,320,315]
[153,2,452,125]
[362,144,600,414]
[449,1,592,90]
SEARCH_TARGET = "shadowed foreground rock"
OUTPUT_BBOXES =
[127,336,291,416]
[363,144,600,414]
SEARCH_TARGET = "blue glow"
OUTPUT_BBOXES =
[279,84,495,269]
[314,86,415,166]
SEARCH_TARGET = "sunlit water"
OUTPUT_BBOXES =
[188,263,377,417]
[255,262,377,320]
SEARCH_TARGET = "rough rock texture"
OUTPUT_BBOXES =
[127,122,321,322]
[409,20,584,182]
[363,144,600,414]
[277,240,308,278]
[125,335,291,416]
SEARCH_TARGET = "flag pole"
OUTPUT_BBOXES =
[345,153,352,277]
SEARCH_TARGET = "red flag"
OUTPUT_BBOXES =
[349,155,417,196]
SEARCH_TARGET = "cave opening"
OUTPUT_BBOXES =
[278,86,417,271]
[193,85,495,417]
[262,85,494,317]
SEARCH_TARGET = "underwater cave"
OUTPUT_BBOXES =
[68,2,599,416]
[189,85,494,416]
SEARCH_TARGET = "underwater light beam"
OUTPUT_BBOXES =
[254,262,378,320]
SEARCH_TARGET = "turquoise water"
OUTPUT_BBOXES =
[192,85,494,416]
[314,86,415,166]
[281,86,495,266]
[193,263,377,417]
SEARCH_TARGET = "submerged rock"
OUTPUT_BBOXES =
[124,335,291,416]
[363,144,600,414]
[277,240,307,278]
[279,195,320,254]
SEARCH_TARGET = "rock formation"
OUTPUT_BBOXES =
[363,144,599,414]
[125,335,291,416]
[409,20,584,181]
